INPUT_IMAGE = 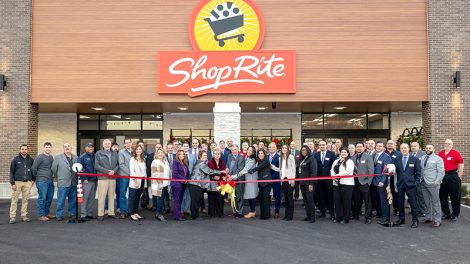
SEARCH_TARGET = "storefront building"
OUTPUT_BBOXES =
[1,0,468,194]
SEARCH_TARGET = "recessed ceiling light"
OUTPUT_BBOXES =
[124,117,131,120]
[368,113,379,117]
[112,115,121,119]
[301,122,306,125]
[177,106,188,111]
[91,107,104,111]
[256,106,268,111]
[79,115,91,119]
[333,106,347,110]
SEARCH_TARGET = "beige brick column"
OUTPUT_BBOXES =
[213,102,241,146]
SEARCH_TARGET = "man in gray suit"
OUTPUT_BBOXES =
[411,141,427,216]
[351,142,375,224]
[421,144,445,227]
[51,143,79,221]
[226,144,245,217]
[95,139,119,221]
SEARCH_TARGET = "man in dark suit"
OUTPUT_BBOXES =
[393,143,422,228]
[372,141,392,226]
[226,144,245,217]
[207,142,217,160]
[351,142,375,223]
[410,141,426,217]
[313,140,337,219]
[267,142,281,218]
[386,140,401,216]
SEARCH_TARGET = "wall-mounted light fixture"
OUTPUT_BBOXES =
[0,74,6,91]
[453,71,461,88]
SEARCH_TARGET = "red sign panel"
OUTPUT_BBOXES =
[158,50,296,97]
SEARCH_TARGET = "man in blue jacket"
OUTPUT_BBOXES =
[372,142,392,226]
[313,140,337,219]
[392,143,422,228]
[268,142,282,218]
[386,140,401,215]
[79,143,96,220]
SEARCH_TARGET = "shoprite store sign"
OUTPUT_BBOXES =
[157,0,296,97]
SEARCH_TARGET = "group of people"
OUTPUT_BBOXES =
[9,136,464,229]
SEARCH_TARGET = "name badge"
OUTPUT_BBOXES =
[361,160,366,164]
[409,164,415,168]
[447,157,452,160]
[325,157,330,161]
[378,161,383,164]
[392,155,397,158]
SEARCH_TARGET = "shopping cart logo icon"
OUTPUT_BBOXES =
[190,0,264,51]
[204,2,245,47]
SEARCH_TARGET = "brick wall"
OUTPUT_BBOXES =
[0,0,37,183]
[425,0,470,182]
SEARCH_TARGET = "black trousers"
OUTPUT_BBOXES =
[207,191,224,217]
[188,184,204,219]
[352,184,372,219]
[439,171,461,217]
[294,182,300,200]
[333,184,353,220]
[282,182,294,220]
[389,177,399,213]
[369,184,378,214]
[200,190,206,210]
[318,180,334,216]
[128,183,144,215]
[259,185,272,219]
[300,184,315,220]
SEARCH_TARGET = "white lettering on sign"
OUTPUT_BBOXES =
[166,54,286,93]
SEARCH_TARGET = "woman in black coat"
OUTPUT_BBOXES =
[248,149,272,219]
[297,146,318,223]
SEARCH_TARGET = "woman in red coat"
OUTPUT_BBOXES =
[207,148,226,217]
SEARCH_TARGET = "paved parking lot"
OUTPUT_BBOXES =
[0,199,469,264]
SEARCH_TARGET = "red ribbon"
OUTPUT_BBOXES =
[77,172,391,184]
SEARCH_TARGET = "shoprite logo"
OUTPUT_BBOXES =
[157,0,295,97]
[190,0,264,51]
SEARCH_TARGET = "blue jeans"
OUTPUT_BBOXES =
[153,187,168,215]
[56,186,77,218]
[36,180,54,217]
[118,178,129,213]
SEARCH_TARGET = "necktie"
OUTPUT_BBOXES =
[321,152,325,164]
[424,155,429,168]
[375,153,379,163]
[402,156,408,168]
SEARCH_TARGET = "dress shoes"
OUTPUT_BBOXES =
[393,219,405,227]
[318,213,326,218]
[365,218,372,224]
[309,218,316,223]
[450,216,458,222]
[423,219,433,224]
[108,215,117,219]
[377,220,390,226]
[97,216,104,221]
[411,221,418,228]
[303,217,311,222]
[340,220,349,224]
[432,222,441,227]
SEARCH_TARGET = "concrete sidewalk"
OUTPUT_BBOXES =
[0,199,469,264]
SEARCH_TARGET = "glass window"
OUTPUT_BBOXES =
[302,114,324,129]
[78,115,99,130]
[100,115,141,130]
[143,114,163,130]
[324,114,366,129]
[367,113,389,129]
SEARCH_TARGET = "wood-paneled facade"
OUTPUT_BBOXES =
[31,0,428,103]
